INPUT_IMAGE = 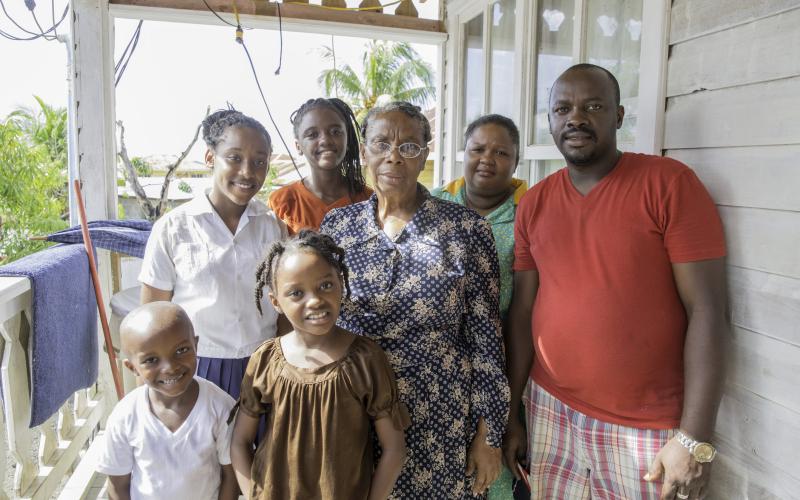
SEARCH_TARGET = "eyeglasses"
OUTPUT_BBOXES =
[367,141,428,159]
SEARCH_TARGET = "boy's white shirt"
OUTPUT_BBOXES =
[139,191,288,358]
[97,377,235,500]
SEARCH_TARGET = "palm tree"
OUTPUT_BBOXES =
[8,95,68,166]
[318,40,435,122]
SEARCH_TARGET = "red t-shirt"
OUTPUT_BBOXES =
[514,153,726,429]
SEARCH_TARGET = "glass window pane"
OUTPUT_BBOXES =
[535,159,566,183]
[462,14,485,134]
[586,0,642,144]
[532,0,574,145]
[489,0,516,118]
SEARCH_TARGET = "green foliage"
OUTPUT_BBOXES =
[0,97,68,263]
[255,163,279,203]
[9,96,68,166]
[177,180,192,193]
[130,156,153,177]
[318,41,436,122]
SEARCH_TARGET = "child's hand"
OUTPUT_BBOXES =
[369,417,407,500]
[218,464,239,500]
[466,418,501,495]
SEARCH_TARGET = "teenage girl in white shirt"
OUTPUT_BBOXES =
[139,109,287,403]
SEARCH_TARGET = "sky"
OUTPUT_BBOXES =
[1,0,439,163]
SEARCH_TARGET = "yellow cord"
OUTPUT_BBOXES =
[283,1,403,12]
[232,0,242,42]
[232,0,241,24]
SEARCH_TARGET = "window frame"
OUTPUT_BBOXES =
[445,0,670,184]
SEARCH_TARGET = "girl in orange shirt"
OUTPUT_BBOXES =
[268,98,372,234]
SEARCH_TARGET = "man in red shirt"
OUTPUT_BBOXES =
[503,64,728,500]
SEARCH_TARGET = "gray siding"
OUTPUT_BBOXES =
[664,1,800,498]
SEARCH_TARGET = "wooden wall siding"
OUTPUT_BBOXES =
[667,146,800,212]
[667,6,800,97]
[729,326,800,414]
[719,207,800,279]
[665,1,800,497]
[663,75,800,149]
[669,0,800,43]
[712,384,800,499]
[729,266,800,346]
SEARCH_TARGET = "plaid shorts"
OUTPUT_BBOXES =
[524,381,675,499]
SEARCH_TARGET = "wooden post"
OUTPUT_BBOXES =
[70,0,119,420]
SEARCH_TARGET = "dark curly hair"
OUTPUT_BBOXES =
[202,108,272,151]
[254,229,351,315]
[290,98,366,195]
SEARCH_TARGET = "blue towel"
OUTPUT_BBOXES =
[46,219,152,258]
[0,244,99,427]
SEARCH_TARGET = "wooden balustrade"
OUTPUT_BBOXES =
[0,277,110,499]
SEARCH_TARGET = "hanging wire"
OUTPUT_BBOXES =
[50,0,57,38]
[273,1,283,75]
[0,0,68,41]
[0,0,44,37]
[236,30,302,179]
[30,9,56,40]
[114,20,143,87]
[115,20,142,71]
[199,0,240,28]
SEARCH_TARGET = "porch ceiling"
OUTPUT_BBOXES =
[109,0,446,41]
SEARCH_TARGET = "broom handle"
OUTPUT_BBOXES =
[73,179,124,400]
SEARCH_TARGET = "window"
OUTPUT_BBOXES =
[489,0,517,118]
[447,0,522,182]
[445,0,669,185]
[461,14,485,132]
[457,1,517,135]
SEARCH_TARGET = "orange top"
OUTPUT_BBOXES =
[514,153,726,429]
[268,180,372,235]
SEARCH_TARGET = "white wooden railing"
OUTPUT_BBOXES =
[0,276,112,499]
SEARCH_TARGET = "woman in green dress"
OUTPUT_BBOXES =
[432,114,527,500]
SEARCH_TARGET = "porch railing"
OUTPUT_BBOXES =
[0,276,111,499]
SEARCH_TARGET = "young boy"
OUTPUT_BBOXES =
[97,301,237,500]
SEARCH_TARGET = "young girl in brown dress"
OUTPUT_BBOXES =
[231,231,409,500]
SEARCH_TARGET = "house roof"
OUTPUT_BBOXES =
[118,176,212,201]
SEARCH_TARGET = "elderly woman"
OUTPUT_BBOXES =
[320,102,509,499]
[432,114,526,500]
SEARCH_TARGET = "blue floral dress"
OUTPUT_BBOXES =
[321,186,510,499]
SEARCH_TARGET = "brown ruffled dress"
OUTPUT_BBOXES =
[239,335,411,500]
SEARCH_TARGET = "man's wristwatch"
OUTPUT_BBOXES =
[675,430,717,463]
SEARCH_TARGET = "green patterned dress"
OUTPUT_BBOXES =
[432,177,527,500]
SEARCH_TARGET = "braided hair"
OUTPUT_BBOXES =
[254,229,351,315]
[202,108,272,151]
[290,98,366,195]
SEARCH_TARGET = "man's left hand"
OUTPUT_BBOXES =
[644,437,711,500]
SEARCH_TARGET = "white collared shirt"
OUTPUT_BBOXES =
[139,192,287,358]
